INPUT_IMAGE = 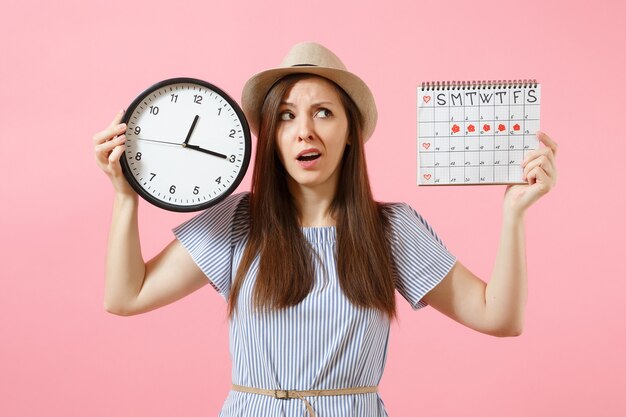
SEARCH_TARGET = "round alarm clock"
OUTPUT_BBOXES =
[120,78,251,212]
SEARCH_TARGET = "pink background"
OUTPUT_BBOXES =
[2,0,625,416]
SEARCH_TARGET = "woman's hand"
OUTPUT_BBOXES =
[503,131,558,219]
[93,109,136,197]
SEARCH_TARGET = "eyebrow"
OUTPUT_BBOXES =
[279,101,334,107]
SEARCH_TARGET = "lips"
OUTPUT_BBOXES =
[296,148,321,161]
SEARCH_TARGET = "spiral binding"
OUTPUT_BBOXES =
[420,79,538,90]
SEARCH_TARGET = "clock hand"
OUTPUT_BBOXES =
[183,115,199,146]
[136,138,183,146]
[185,144,227,159]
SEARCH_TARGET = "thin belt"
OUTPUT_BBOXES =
[231,383,378,417]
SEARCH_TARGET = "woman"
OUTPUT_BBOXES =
[94,42,558,417]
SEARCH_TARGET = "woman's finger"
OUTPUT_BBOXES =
[95,135,126,165]
[108,108,126,129]
[523,154,553,180]
[95,134,126,155]
[93,122,127,145]
[93,110,127,145]
[528,166,552,195]
[108,144,126,168]
[536,131,558,158]
[526,165,541,185]
[536,145,556,169]
[522,144,556,169]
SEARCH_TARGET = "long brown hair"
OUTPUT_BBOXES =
[227,74,397,321]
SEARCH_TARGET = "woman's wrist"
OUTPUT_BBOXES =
[114,191,138,206]
[502,206,525,227]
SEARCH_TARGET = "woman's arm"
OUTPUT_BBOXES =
[102,193,145,313]
[421,214,526,337]
[421,131,558,337]
[484,212,527,335]
[95,110,208,316]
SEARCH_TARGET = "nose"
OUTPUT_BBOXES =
[296,114,314,142]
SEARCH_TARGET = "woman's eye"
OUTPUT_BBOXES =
[317,108,332,118]
[279,111,293,121]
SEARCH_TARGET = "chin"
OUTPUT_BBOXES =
[288,173,330,190]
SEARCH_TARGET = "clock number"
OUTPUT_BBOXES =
[215,176,221,184]
[170,94,178,103]
[150,173,156,181]
[169,185,176,194]
[217,107,222,116]
[229,155,235,163]
[135,152,142,161]
[149,105,159,115]
[194,95,203,104]
[134,126,141,135]
[229,129,236,138]
[193,186,199,195]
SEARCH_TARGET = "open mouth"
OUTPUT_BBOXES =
[297,152,321,161]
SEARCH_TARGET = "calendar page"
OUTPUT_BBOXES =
[417,81,541,185]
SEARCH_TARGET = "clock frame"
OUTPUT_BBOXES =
[120,77,251,212]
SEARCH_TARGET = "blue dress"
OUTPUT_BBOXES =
[173,192,457,417]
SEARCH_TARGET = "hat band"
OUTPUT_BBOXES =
[291,64,318,67]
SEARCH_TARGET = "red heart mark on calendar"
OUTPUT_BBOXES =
[483,124,491,132]
[451,124,460,133]
[498,124,506,132]
[422,143,431,149]
[424,174,432,180]
[423,96,431,103]
[467,124,475,133]
[513,124,520,131]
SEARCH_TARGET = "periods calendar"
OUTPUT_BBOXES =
[417,80,541,185]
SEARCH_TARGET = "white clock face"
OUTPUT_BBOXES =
[122,79,250,211]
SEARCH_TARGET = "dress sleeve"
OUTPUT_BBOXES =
[386,202,457,310]
[172,192,250,301]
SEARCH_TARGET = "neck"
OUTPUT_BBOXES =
[287,180,338,227]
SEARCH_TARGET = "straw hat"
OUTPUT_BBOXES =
[241,42,378,142]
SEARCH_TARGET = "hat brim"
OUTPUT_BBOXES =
[241,66,377,142]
